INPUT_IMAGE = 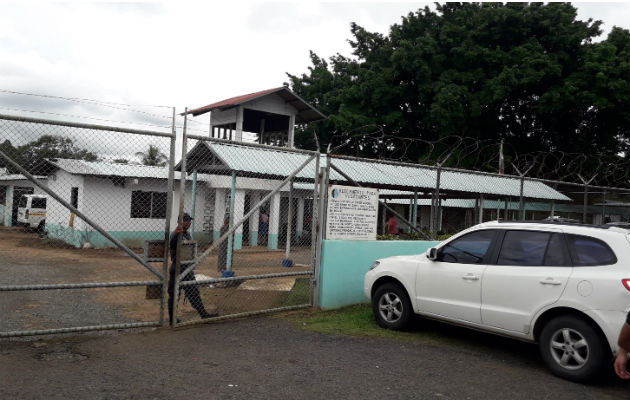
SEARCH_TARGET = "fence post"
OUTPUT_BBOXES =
[160,107,177,326]
[519,177,525,221]
[431,165,442,239]
[313,162,328,308]
[583,183,589,223]
[578,174,597,224]
[309,154,320,306]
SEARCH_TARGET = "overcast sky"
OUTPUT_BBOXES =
[0,1,628,158]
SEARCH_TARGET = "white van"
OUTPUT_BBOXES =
[17,194,47,231]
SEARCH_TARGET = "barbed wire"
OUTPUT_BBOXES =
[325,127,630,187]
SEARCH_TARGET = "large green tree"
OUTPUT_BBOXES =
[286,2,630,182]
[1,136,98,175]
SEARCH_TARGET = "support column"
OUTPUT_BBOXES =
[296,197,305,240]
[438,198,443,232]
[413,189,418,228]
[288,114,295,148]
[519,177,525,221]
[235,106,243,142]
[268,191,281,249]
[381,201,387,235]
[208,111,213,138]
[233,189,245,249]
[478,194,484,224]
[226,172,236,270]
[212,188,226,242]
[284,181,294,263]
[249,191,261,246]
[505,198,509,221]
[259,119,266,145]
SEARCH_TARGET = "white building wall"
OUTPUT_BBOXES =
[82,176,168,232]
[47,170,85,229]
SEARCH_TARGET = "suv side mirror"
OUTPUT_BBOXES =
[427,248,438,261]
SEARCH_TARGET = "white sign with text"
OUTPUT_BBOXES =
[326,185,379,240]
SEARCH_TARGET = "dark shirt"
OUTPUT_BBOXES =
[169,230,191,261]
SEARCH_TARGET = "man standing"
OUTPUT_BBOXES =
[167,213,216,325]
[614,312,630,379]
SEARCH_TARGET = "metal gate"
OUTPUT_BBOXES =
[0,112,322,336]
[0,114,176,337]
[169,124,321,327]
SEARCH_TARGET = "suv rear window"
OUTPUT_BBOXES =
[31,198,46,208]
[566,234,617,266]
[497,231,570,266]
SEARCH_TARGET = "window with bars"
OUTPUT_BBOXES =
[130,191,167,219]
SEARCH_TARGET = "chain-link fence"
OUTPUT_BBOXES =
[0,112,323,335]
[0,114,175,337]
[324,154,630,239]
[2,109,627,337]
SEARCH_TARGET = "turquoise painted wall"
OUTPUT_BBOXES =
[318,239,440,310]
[46,223,193,248]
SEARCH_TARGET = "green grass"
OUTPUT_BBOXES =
[279,278,311,306]
[280,304,459,345]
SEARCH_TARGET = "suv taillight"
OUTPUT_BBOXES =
[623,279,630,292]
[25,210,29,219]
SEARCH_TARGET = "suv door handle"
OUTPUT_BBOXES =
[539,278,562,286]
[462,274,479,281]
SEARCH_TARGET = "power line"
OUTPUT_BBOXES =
[0,88,172,109]
[0,88,176,121]
[0,106,172,131]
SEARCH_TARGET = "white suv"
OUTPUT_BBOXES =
[364,221,630,382]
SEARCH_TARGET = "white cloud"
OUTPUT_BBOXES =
[0,1,627,133]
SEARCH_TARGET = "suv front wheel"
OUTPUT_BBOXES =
[372,283,412,330]
[539,316,609,382]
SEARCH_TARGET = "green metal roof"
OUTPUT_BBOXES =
[183,141,570,202]
[385,198,630,216]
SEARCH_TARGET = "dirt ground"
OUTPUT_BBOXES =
[0,227,313,333]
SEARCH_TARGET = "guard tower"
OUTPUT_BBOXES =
[185,87,326,147]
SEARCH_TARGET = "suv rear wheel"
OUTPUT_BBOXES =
[539,316,608,382]
[372,283,412,330]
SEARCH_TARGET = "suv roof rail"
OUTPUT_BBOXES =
[495,219,617,230]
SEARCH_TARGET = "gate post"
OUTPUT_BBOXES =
[312,161,328,309]
[172,108,188,326]
[160,107,177,326]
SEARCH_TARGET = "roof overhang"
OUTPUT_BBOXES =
[183,87,327,124]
